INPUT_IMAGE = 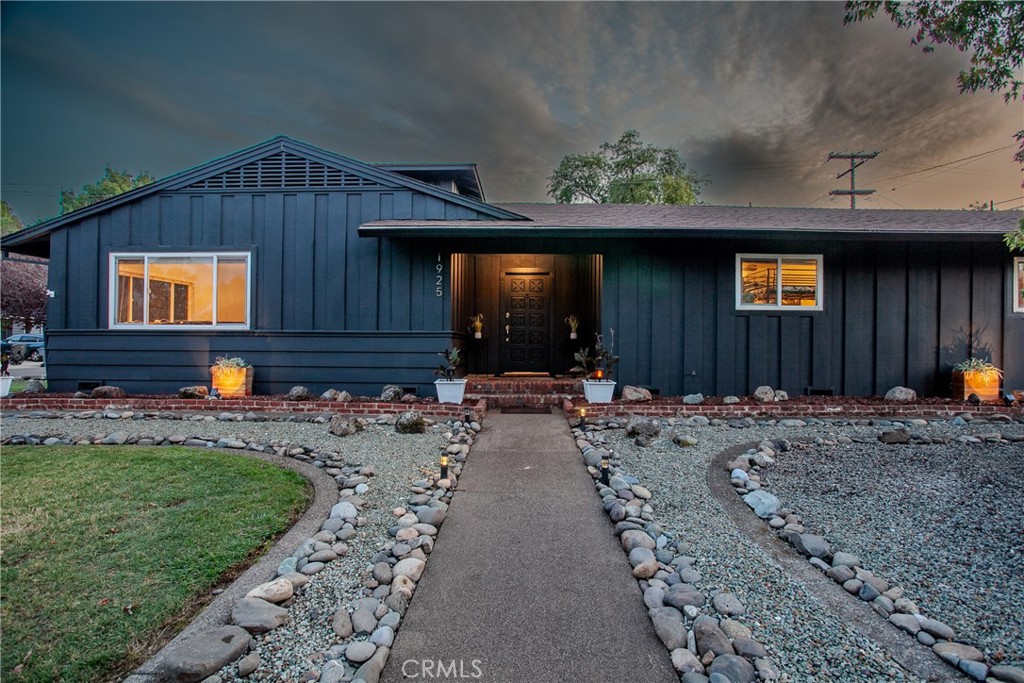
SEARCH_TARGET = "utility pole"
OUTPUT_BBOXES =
[827,151,879,209]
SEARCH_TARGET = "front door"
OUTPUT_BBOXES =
[500,272,551,374]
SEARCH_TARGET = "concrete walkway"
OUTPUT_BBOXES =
[381,411,677,683]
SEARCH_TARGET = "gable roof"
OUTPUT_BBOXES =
[373,163,485,201]
[360,203,1020,239]
[1,136,525,256]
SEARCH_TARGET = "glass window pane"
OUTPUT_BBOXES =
[217,258,247,324]
[740,259,777,305]
[148,257,213,324]
[1016,258,1024,312]
[780,259,818,307]
[115,259,144,323]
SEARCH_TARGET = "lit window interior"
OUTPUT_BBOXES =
[115,255,248,326]
[741,257,819,307]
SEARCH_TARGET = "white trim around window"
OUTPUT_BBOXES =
[1014,256,1024,314]
[736,253,823,311]
[108,252,252,329]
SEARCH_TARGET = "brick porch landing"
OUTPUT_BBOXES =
[464,374,582,408]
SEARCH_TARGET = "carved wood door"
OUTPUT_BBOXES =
[500,273,551,373]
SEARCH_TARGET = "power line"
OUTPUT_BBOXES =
[871,145,1015,183]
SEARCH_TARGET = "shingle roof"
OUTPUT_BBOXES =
[363,203,1019,235]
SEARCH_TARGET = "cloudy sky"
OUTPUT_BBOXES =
[2,1,1021,225]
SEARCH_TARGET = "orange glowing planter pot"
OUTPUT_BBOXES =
[951,369,1000,402]
[210,365,254,398]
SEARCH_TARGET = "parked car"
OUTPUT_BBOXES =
[1,334,45,363]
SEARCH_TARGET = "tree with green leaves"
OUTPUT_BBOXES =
[60,167,155,215]
[1,201,24,236]
[547,130,710,205]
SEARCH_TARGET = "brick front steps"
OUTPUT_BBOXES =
[466,376,581,408]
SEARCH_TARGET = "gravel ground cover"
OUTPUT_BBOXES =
[763,432,1024,671]
[602,417,1024,683]
[0,415,447,682]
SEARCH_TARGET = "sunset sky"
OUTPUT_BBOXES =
[2,1,1021,225]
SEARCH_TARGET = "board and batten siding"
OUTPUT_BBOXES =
[44,188,485,394]
[601,238,1023,397]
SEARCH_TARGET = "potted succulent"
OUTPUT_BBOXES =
[210,356,254,398]
[572,329,619,403]
[434,347,467,404]
[951,358,1002,401]
[565,314,580,340]
[468,314,484,339]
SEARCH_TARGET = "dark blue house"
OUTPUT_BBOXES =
[3,136,1021,397]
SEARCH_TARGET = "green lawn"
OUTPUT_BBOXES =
[1,446,309,682]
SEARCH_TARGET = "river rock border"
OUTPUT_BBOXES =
[571,421,781,683]
[727,431,1024,683]
[1,411,482,683]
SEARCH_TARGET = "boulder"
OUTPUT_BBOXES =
[178,385,209,399]
[742,490,781,519]
[625,415,661,438]
[878,429,910,445]
[620,529,656,552]
[671,648,705,675]
[708,654,756,682]
[245,578,294,603]
[380,384,404,401]
[332,608,354,638]
[792,534,832,561]
[885,386,918,402]
[621,385,653,402]
[91,385,127,399]
[774,389,789,401]
[753,385,776,402]
[650,607,687,650]
[230,597,288,633]
[160,625,251,683]
[321,388,354,402]
[683,393,705,404]
[693,615,734,657]
[287,386,313,401]
[395,411,426,434]
[329,415,363,437]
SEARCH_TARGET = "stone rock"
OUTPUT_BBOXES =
[831,551,862,568]
[91,385,127,399]
[346,641,377,664]
[395,411,426,434]
[245,578,294,603]
[179,385,209,399]
[885,386,917,402]
[712,593,745,616]
[650,607,687,650]
[683,393,705,404]
[321,388,354,402]
[286,386,313,401]
[393,557,426,582]
[380,385,404,401]
[626,415,662,438]
[990,666,1024,683]
[351,607,378,635]
[237,651,260,677]
[919,617,955,640]
[723,395,741,404]
[329,415,363,437]
[792,533,831,560]
[353,644,390,683]
[372,562,393,584]
[693,616,734,657]
[888,613,920,635]
[742,490,781,519]
[644,586,666,609]
[331,501,358,520]
[622,385,653,402]
[719,619,752,640]
[753,386,776,402]
[332,608,354,638]
[731,637,768,659]
[319,661,347,683]
[673,434,699,448]
[161,625,251,683]
[858,583,881,602]
[370,625,395,647]
[826,565,855,583]
[774,389,789,401]
[709,654,756,683]
[933,641,985,664]
[878,429,910,445]
[621,529,656,552]
[664,587,706,610]
[959,660,988,681]
[671,648,706,674]
[230,598,288,633]
[414,505,447,526]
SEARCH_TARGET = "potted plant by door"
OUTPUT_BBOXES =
[211,356,254,398]
[951,358,1002,402]
[434,347,467,404]
[565,314,580,340]
[573,329,619,403]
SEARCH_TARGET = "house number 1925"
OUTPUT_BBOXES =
[435,254,444,297]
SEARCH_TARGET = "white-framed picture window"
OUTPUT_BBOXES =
[1014,256,1024,314]
[109,252,251,329]
[736,254,823,311]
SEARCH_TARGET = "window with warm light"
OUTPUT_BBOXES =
[109,253,250,328]
[1014,257,1024,314]
[736,254,822,311]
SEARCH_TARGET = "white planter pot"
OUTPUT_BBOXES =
[582,380,616,403]
[0,377,12,398]
[570,332,578,340]
[473,332,482,339]
[435,378,468,404]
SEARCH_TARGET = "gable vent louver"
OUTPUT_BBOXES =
[186,152,386,190]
